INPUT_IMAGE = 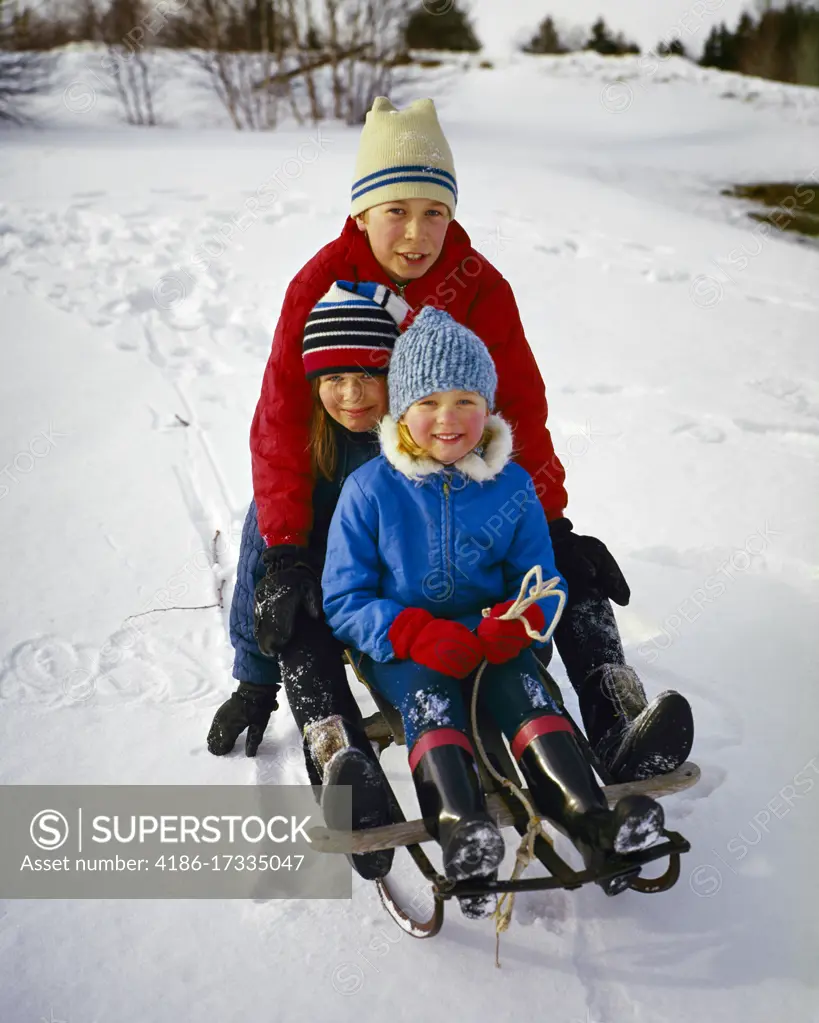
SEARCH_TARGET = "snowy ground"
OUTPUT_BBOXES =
[1,49,819,1023]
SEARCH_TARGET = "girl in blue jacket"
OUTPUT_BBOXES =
[322,308,666,917]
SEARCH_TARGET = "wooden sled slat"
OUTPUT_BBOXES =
[309,761,700,854]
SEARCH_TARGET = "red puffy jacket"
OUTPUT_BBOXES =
[250,217,568,547]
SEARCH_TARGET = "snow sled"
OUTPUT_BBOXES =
[310,646,699,938]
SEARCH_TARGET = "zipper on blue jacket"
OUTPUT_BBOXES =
[442,471,454,604]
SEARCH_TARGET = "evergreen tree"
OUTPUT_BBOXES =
[700,22,737,70]
[793,7,819,85]
[404,2,481,52]
[656,38,688,59]
[584,17,639,56]
[735,11,756,48]
[523,16,566,55]
[585,17,615,54]
[745,3,819,83]
[720,22,742,71]
[700,25,721,67]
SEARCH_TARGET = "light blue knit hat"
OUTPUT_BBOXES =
[388,307,498,419]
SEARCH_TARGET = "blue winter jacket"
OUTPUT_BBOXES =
[322,414,567,663]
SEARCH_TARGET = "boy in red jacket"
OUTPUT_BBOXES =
[209,97,693,786]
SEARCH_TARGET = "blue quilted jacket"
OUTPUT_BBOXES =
[322,415,567,663]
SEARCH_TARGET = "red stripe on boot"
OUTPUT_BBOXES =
[408,728,473,773]
[511,715,574,761]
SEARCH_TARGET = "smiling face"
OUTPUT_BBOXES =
[317,372,388,432]
[355,198,451,283]
[402,389,489,464]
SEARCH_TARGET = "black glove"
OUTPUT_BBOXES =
[254,545,322,655]
[206,682,279,757]
[548,518,631,606]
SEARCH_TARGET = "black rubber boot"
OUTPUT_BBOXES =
[304,715,394,882]
[412,742,505,919]
[207,681,279,757]
[579,664,694,782]
[516,724,664,896]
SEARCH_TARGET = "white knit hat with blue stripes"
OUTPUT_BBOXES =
[351,97,457,218]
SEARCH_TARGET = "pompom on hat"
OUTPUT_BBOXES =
[302,280,412,380]
[388,306,498,420]
[351,97,457,218]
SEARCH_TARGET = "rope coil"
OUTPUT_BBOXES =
[470,565,567,966]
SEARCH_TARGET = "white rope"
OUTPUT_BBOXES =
[482,564,566,644]
[469,565,566,967]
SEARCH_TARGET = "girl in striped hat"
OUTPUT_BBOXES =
[208,280,409,881]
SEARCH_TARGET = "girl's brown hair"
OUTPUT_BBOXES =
[309,379,337,481]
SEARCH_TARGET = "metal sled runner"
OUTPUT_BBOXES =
[309,649,699,938]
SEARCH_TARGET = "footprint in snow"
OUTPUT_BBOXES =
[624,240,676,255]
[512,888,571,932]
[629,544,729,572]
[748,376,819,420]
[0,637,99,705]
[746,293,819,313]
[733,417,819,441]
[670,421,727,443]
[534,239,581,258]
[561,382,664,399]
[0,631,223,708]
[562,382,623,396]
[642,267,691,284]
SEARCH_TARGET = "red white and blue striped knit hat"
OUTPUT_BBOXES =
[302,281,412,381]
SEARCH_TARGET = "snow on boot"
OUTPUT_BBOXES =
[609,794,665,854]
[304,715,394,881]
[579,664,694,782]
[513,715,664,896]
[458,870,500,921]
[411,738,505,920]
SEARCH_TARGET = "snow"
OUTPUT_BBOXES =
[408,690,453,730]
[2,46,819,1023]
[522,671,553,708]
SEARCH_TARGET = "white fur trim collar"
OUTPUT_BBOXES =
[378,414,514,482]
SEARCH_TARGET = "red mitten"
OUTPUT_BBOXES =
[477,600,546,665]
[411,619,484,678]
[389,607,435,659]
[390,610,483,678]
